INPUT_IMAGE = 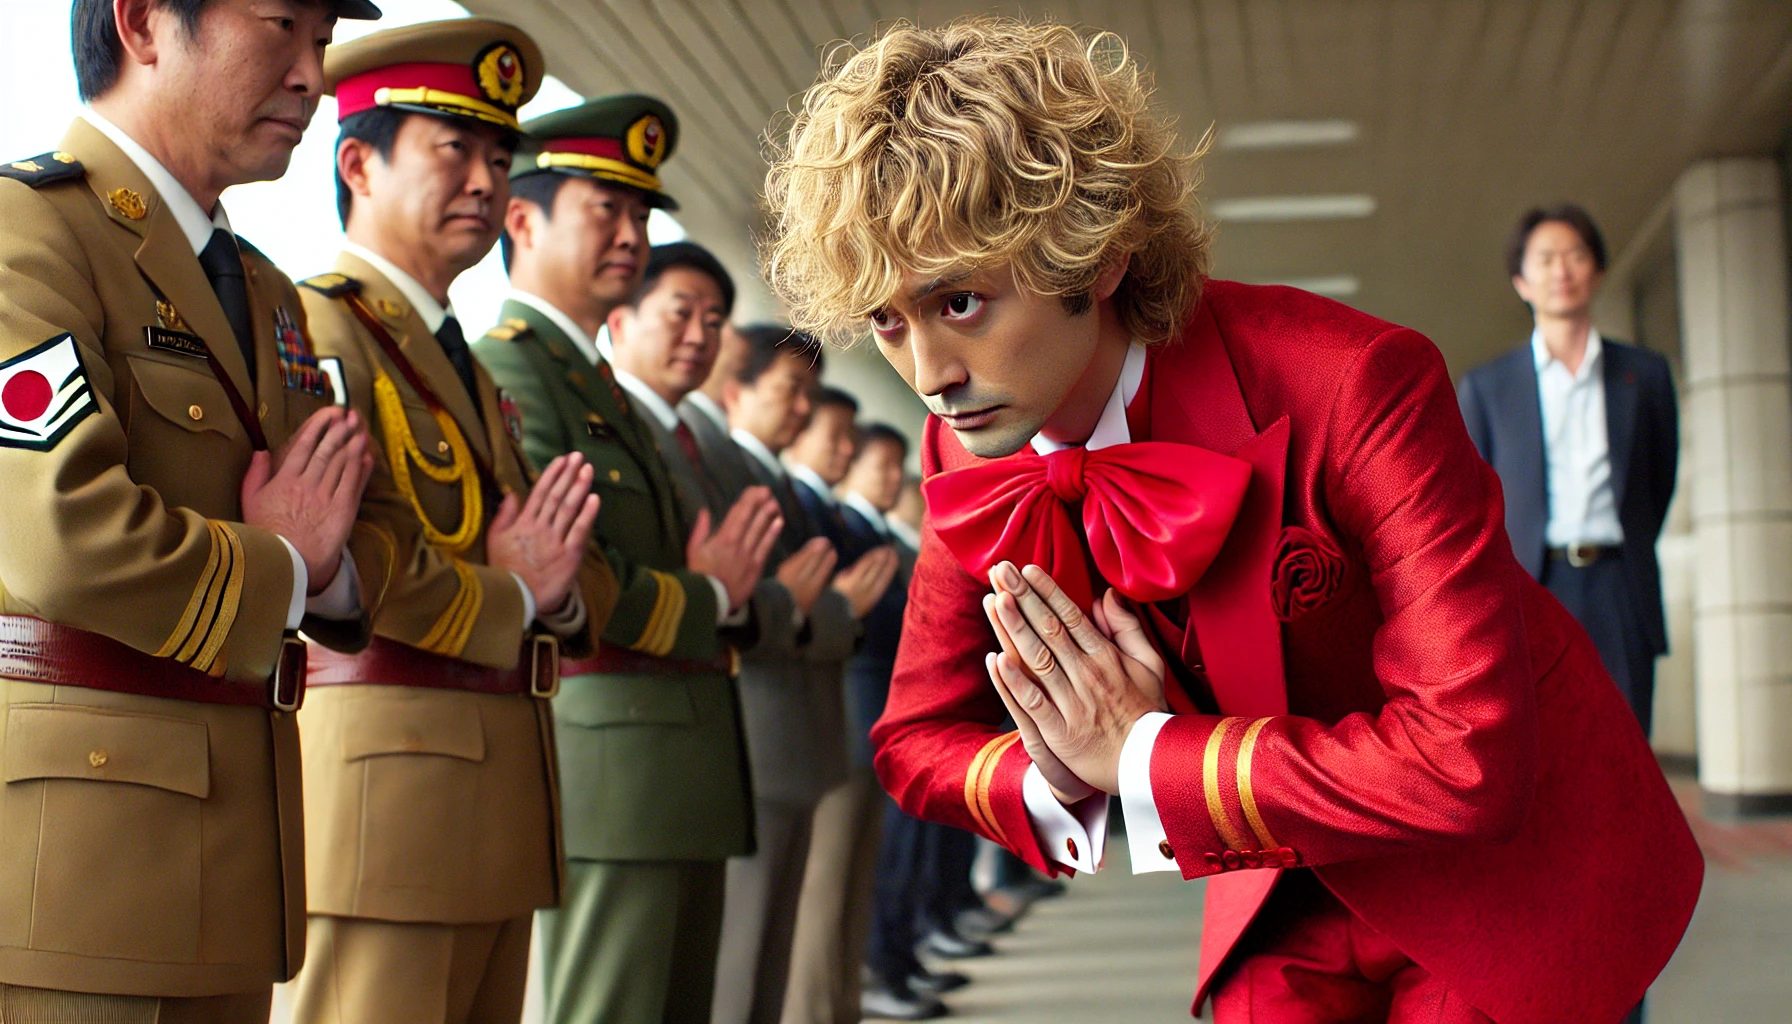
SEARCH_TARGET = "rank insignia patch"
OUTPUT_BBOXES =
[499,390,523,444]
[273,306,329,397]
[0,334,97,451]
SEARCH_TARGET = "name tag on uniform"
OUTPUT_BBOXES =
[144,326,209,360]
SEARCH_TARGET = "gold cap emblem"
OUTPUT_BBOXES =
[108,187,146,220]
[626,114,669,169]
[474,43,526,109]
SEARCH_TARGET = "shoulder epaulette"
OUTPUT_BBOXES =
[0,151,84,188]
[485,317,533,342]
[300,273,363,297]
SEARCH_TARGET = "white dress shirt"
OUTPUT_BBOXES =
[786,462,838,510]
[842,491,893,540]
[83,111,363,628]
[1010,341,1189,875]
[1533,329,1625,548]
[732,428,786,480]
[611,366,739,622]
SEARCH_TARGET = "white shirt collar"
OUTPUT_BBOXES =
[1531,326,1603,382]
[342,241,454,333]
[508,290,601,366]
[613,367,681,431]
[732,428,786,478]
[842,490,891,536]
[686,390,729,432]
[786,462,836,504]
[1031,340,1147,456]
[82,109,230,256]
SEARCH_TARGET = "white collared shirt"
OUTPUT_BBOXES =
[732,428,786,480]
[1030,341,1147,456]
[685,390,729,434]
[82,110,231,255]
[842,491,892,539]
[81,111,372,627]
[612,367,681,431]
[786,462,838,508]
[508,290,602,367]
[341,242,454,333]
[1533,328,1624,547]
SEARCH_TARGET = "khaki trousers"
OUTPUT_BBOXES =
[780,771,884,1024]
[538,858,727,1024]
[710,799,816,1024]
[288,914,531,1024]
[0,986,269,1024]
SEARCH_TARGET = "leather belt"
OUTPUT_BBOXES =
[562,645,739,681]
[1548,544,1622,568]
[307,634,560,698]
[0,615,305,711]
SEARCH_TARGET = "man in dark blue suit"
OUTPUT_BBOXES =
[1459,204,1679,738]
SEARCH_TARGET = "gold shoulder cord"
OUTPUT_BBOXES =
[371,367,482,554]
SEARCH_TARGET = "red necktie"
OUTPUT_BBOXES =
[922,442,1252,609]
[673,421,705,470]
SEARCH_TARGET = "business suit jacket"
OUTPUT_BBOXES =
[1456,339,1678,653]
[0,121,394,995]
[470,300,751,862]
[839,504,912,768]
[874,282,1701,1024]
[297,255,619,925]
[680,403,857,804]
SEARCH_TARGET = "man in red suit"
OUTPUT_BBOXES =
[759,16,1704,1024]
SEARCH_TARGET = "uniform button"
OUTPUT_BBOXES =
[1221,850,1241,870]
[1203,852,1223,870]
[257,402,268,420]
[187,404,203,421]
[1241,850,1262,869]
[1065,837,1078,860]
[1158,839,1175,860]
[608,469,622,482]
[88,749,108,769]
[437,440,450,455]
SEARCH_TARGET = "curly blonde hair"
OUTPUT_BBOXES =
[761,17,1211,347]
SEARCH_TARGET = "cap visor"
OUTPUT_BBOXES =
[334,0,383,19]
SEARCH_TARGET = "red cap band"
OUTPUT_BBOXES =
[539,137,628,161]
[337,62,486,122]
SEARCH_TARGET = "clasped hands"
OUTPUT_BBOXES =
[982,562,1168,805]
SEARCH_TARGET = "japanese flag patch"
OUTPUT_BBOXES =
[0,334,97,451]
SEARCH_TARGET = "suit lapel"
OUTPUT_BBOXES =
[1602,344,1638,510]
[336,253,492,468]
[1512,348,1547,522]
[242,255,288,449]
[1151,303,1290,718]
[66,120,256,406]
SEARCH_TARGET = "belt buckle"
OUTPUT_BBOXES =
[1567,544,1595,568]
[529,634,561,699]
[271,634,306,712]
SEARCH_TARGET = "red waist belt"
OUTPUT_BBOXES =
[0,615,305,711]
[561,645,739,680]
[307,634,561,698]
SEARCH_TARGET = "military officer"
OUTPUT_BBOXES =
[285,21,618,1023]
[470,97,783,1024]
[0,0,389,1018]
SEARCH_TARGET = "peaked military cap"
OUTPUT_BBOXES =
[516,95,680,210]
[325,18,544,132]
[332,0,383,19]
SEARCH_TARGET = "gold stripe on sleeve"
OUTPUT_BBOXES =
[963,732,1012,841]
[156,518,225,660]
[175,521,235,667]
[190,523,245,675]
[651,574,687,657]
[1203,717,1252,853]
[633,571,685,658]
[419,560,482,657]
[1237,717,1280,852]
[975,732,1021,846]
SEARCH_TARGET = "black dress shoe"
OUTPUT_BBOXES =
[909,967,971,994]
[921,928,994,959]
[954,905,1015,940]
[861,983,947,1020]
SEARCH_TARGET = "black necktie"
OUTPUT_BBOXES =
[197,228,256,375]
[435,315,482,417]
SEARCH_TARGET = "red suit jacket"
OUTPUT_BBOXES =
[872,280,1703,1023]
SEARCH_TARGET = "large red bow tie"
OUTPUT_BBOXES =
[922,441,1253,609]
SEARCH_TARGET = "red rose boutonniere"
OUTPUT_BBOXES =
[1272,526,1346,621]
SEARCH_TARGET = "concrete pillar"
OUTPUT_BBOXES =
[1675,157,1792,815]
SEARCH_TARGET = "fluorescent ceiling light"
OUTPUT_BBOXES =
[1217,119,1360,151]
[1260,275,1361,298]
[1210,195,1377,222]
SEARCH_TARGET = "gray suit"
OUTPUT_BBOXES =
[676,399,857,1024]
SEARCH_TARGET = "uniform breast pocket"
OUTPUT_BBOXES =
[124,355,248,511]
[585,448,654,499]
[339,692,486,891]
[3,704,208,964]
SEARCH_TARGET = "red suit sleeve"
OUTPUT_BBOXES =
[872,418,1057,874]
[1153,328,1539,877]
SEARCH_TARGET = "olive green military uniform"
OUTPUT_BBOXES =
[470,95,753,1024]
[284,21,620,1024]
[0,113,394,1019]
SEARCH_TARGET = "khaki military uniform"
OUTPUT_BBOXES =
[288,254,618,1020]
[0,120,394,1012]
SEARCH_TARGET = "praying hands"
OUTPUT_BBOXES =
[981,561,1170,804]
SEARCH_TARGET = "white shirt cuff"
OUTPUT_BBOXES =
[304,549,361,621]
[706,574,735,625]
[511,571,537,629]
[1022,762,1107,873]
[1120,711,1178,874]
[538,587,587,638]
[279,537,307,630]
